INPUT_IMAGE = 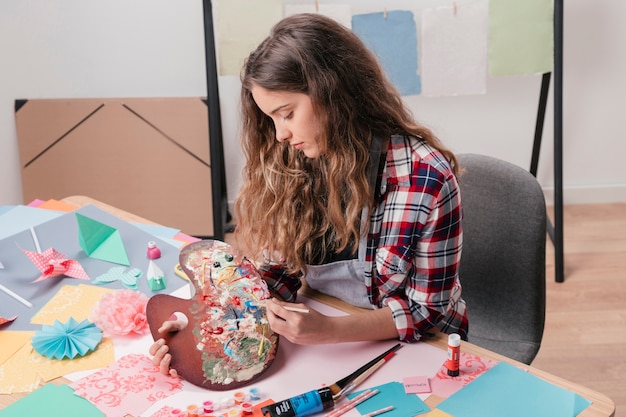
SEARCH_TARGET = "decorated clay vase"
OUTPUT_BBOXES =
[146,240,279,390]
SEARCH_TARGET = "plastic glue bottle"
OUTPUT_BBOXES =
[260,387,334,417]
[446,333,461,377]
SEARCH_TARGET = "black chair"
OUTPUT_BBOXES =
[456,153,546,365]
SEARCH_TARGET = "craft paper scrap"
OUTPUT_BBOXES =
[403,375,431,394]
[0,383,105,417]
[35,198,78,212]
[421,2,488,97]
[423,409,453,417]
[352,10,421,96]
[0,336,114,394]
[284,4,352,28]
[215,0,282,76]
[21,246,90,282]
[70,353,184,417]
[488,0,553,76]
[436,361,591,417]
[0,330,32,366]
[429,352,498,398]
[349,381,429,417]
[30,284,113,326]
[76,212,130,265]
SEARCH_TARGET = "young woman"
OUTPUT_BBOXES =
[150,13,467,376]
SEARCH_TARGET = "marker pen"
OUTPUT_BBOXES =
[261,387,334,417]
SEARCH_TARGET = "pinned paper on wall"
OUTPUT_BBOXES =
[352,10,421,96]
[76,213,130,266]
[488,0,554,76]
[284,4,352,29]
[421,1,488,97]
[215,0,283,76]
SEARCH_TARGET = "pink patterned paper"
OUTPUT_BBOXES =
[429,352,498,398]
[150,405,176,417]
[70,353,183,417]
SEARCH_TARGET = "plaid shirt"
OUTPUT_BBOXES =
[259,135,468,342]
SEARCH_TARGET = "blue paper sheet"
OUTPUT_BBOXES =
[349,381,430,417]
[437,362,591,417]
[352,10,421,96]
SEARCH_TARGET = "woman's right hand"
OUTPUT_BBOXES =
[148,313,189,377]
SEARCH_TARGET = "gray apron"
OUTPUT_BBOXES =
[303,136,387,310]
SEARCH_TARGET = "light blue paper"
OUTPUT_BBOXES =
[349,381,429,417]
[0,205,64,240]
[437,362,591,417]
[352,11,421,96]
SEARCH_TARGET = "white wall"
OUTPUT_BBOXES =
[1,0,625,209]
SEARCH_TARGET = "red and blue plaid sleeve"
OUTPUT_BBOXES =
[367,136,468,342]
[257,263,303,302]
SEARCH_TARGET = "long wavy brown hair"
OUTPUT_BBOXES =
[234,13,458,274]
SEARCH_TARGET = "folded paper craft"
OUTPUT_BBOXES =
[21,247,89,282]
[147,260,166,291]
[76,213,130,266]
[31,317,103,360]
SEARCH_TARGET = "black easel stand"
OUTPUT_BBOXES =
[530,0,564,283]
[202,0,231,241]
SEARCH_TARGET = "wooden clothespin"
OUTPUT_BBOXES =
[452,1,458,16]
[314,0,319,13]
[383,7,388,19]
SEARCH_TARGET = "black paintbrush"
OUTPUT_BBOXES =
[327,343,402,398]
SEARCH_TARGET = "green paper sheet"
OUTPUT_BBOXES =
[0,383,104,417]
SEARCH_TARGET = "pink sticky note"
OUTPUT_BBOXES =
[403,375,431,394]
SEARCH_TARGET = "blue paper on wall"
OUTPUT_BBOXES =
[352,10,421,96]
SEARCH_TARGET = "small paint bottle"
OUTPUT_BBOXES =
[147,241,162,259]
[241,402,254,416]
[446,333,461,377]
[187,404,199,417]
[248,387,261,401]
[169,408,184,417]
[203,400,215,414]
[233,391,246,404]
[260,387,334,417]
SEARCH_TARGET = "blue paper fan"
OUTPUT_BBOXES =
[31,317,103,359]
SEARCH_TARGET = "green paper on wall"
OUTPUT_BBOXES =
[76,213,130,266]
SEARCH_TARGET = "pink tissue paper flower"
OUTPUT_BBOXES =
[90,289,149,336]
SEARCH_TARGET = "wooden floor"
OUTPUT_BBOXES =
[532,203,626,416]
